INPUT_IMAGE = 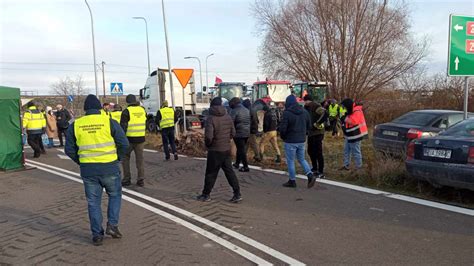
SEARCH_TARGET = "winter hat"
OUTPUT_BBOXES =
[229,97,241,109]
[340,98,354,115]
[242,99,251,109]
[162,100,169,108]
[285,94,297,108]
[210,97,223,107]
[126,94,137,104]
[83,94,102,111]
[303,94,313,102]
[26,101,36,108]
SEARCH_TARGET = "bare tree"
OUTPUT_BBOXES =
[254,0,428,99]
[50,76,87,115]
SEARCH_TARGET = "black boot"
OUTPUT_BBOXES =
[92,235,104,246]
[282,180,296,188]
[106,223,123,239]
[275,155,281,163]
[307,172,316,188]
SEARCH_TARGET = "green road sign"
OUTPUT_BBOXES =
[448,14,474,76]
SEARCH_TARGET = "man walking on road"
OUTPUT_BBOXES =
[156,100,178,161]
[279,95,316,188]
[65,94,129,246]
[229,97,251,172]
[120,94,147,187]
[23,101,46,158]
[55,104,71,147]
[304,95,326,178]
[242,99,261,162]
[197,97,242,203]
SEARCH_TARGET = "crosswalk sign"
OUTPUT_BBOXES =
[110,82,123,96]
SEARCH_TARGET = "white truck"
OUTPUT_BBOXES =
[139,68,201,132]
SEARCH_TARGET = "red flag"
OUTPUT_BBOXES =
[215,76,222,85]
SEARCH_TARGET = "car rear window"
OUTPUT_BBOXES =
[440,119,474,137]
[391,112,439,126]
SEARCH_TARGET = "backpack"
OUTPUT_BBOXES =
[314,107,329,130]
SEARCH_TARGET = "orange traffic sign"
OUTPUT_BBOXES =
[172,69,194,89]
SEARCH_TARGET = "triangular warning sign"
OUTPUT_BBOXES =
[172,69,194,89]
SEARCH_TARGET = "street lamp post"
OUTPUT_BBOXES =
[184,56,203,102]
[161,0,175,109]
[205,53,214,93]
[132,16,151,75]
[84,0,99,97]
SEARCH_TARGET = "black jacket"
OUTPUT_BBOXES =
[230,104,250,138]
[120,103,146,143]
[55,109,71,129]
[205,105,235,152]
[278,104,311,143]
[263,109,278,132]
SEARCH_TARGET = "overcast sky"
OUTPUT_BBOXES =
[1,0,473,95]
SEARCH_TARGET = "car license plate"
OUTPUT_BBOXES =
[423,148,452,159]
[382,130,399,137]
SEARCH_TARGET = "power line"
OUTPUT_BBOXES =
[0,67,146,74]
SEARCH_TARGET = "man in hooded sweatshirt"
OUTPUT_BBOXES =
[196,97,242,203]
[65,94,129,246]
[229,97,251,172]
[278,95,316,188]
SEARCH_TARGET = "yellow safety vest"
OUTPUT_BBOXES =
[111,111,122,123]
[101,109,110,117]
[339,106,347,117]
[74,114,118,163]
[23,106,46,133]
[329,104,339,118]
[126,106,146,137]
[159,107,175,129]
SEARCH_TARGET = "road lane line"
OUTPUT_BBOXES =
[25,162,272,265]
[26,159,305,265]
[144,149,159,153]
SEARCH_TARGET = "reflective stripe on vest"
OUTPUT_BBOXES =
[329,104,338,117]
[24,107,45,132]
[159,107,175,129]
[74,114,117,163]
[126,106,146,137]
[111,111,122,123]
[344,108,368,142]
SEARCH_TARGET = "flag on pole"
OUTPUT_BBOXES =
[215,76,222,85]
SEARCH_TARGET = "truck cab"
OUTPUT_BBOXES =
[139,69,199,132]
[292,81,330,103]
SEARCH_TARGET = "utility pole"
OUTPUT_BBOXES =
[84,0,99,97]
[161,0,175,109]
[101,61,106,100]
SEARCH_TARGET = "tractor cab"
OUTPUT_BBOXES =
[217,82,247,101]
[252,80,292,105]
[292,81,330,103]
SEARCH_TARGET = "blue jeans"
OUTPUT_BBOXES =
[284,142,312,180]
[82,172,122,237]
[47,138,54,148]
[343,139,362,168]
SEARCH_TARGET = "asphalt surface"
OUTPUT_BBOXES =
[1,146,473,265]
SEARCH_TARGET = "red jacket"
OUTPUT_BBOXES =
[343,105,368,142]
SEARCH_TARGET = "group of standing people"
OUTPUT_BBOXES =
[197,93,369,201]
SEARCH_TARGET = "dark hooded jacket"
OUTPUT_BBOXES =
[243,99,258,134]
[305,101,326,137]
[279,95,311,143]
[229,98,250,138]
[205,105,236,152]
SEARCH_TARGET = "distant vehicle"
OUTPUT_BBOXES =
[252,80,291,106]
[139,69,201,132]
[216,82,247,101]
[405,118,474,191]
[373,110,472,156]
[292,81,330,104]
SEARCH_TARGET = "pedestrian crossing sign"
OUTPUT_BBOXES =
[110,82,123,96]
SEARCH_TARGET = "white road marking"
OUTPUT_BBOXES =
[26,159,305,265]
[190,157,474,216]
[144,149,159,153]
[25,161,273,265]
[57,154,71,160]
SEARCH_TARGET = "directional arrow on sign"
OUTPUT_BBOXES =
[454,57,460,71]
[454,24,464,31]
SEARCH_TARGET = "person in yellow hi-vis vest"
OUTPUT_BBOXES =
[120,94,147,187]
[23,101,47,158]
[65,95,129,246]
[155,100,178,161]
[110,104,122,123]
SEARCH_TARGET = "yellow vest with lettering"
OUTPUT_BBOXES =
[159,107,175,129]
[74,114,117,163]
[126,106,146,137]
[23,106,46,133]
[111,111,122,123]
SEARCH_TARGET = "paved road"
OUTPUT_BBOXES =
[1,146,473,265]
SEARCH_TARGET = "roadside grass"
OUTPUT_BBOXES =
[146,131,474,208]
